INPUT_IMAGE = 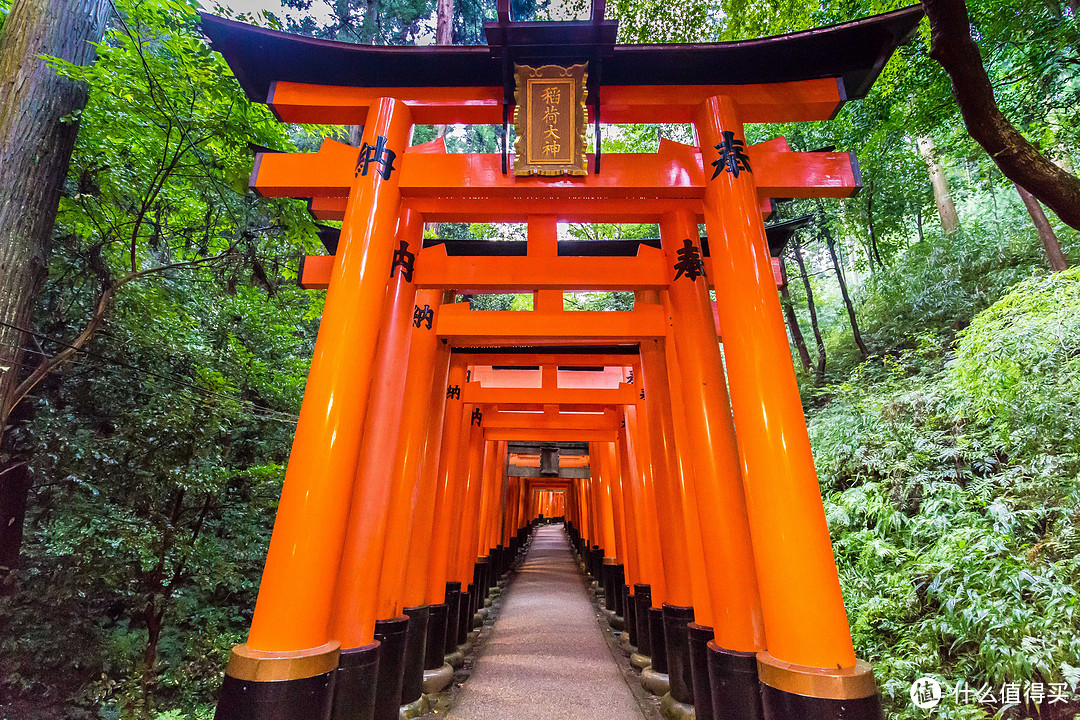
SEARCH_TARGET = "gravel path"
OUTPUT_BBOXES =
[441,525,646,720]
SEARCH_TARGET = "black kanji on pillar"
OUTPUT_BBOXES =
[446,385,461,400]
[413,304,434,330]
[355,135,398,180]
[673,238,706,282]
[390,240,415,281]
[710,130,752,179]
[471,407,483,426]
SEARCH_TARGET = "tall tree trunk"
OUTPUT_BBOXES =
[823,226,869,359]
[922,0,1080,231]
[792,242,827,385]
[347,124,364,147]
[0,0,109,430]
[433,0,453,138]
[1015,182,1069,271]
[141,604,163,719]
[778,259,812,373]
[0,0,110,588]
[917,135,960,235]
[915,203,926,245]
[430,0,453,228]
[436,0,454,44]
[0,461,29,595]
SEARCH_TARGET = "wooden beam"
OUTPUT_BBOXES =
[299,242,669,291]
[454,352,639,367]
[463,384,637,405]
[252,137,859,204]
[267,78,845,126]
[485,428,617,441]
[482,409,617,431]
[435,301,667,345]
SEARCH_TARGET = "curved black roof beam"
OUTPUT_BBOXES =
[199,6,923,108]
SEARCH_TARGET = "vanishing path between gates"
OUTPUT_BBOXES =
[443,525,645,720]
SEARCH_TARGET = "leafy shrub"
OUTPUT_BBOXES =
[811,270,1080,718]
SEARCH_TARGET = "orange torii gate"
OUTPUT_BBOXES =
[201,3,922,720]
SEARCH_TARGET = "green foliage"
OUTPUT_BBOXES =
[3,282,317,718]
[810,271,1080,717]
[281,0,547,44]
[1,0,321,717]
[952,267,1080,458]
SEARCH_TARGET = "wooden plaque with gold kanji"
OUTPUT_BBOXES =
[513,63,588,176]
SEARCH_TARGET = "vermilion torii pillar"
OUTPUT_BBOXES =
[660,210,766,720]
[696,95,880,718]
[215,98,412,720]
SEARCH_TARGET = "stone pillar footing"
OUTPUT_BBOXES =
[422,663,454,695]
[399,694,429,720]
[661,691,697,720]
[642,666,671,696]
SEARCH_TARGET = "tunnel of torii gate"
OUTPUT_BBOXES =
[199,3,923,720]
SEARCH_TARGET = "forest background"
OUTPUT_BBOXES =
[0,0,1078,718]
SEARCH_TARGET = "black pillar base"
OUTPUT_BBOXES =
[662,604,695,705]
[425,603,449,670]
[458,586,473,644]
[707,642,763,720]
[648,607,668,674]
[443,583,461,655]
[634,584,652,658]
[216,670,336,720]
[688,623,715,720]
[603,560,617,609]
[401,606,429,705]
[625,586,637,648]
[760,685,882,720]
[612,565,626,616]
[758,652,883,720]
[373,616,409,720]
[471,564,483,611]
[330,642,380,720]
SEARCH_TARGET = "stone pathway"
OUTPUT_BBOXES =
[441,525,646,720]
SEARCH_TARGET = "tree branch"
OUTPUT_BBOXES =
[922,0,1080,230]
[8,253,231,414]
